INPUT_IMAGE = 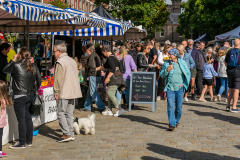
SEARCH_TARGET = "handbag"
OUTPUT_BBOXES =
[29,92,42,115]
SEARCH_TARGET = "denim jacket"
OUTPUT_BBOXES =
[182,52,195,69]
[160,58,191,92]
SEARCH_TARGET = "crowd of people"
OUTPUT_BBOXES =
[0,37,240,156]
[80,38,240,131]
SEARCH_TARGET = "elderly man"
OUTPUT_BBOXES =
[80,43,106,113]
[53,43,82,142]
[186,39,198,99]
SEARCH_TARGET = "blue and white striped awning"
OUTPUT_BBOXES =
[81,40,102,46]
[0,0,110,32]
[40,20,138,40]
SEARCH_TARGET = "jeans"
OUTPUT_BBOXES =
[57,99,75,137]
[116,90,122,107]
[14,95,34,145]
[107,85,120,111]
[166,87,185,127]
[84,76,105,110]
[215,77,221,94]
[218,77,229,98]
[124,79,130,106]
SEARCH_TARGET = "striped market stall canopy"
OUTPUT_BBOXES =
[0,0,109,33]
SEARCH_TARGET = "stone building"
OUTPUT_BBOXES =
[155,0,183,44]
[38,0,97,12]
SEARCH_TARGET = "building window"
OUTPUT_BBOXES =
[90,4,92,11]
[83,0,85,11]
[75,0,77,9]
[79,0,82,10]
[160,30,164,37]
[86,1,89,12]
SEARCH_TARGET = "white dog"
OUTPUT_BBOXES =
[73,114,96,135]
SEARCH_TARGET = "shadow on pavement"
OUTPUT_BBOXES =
[189,109,240,125]
[141,143,237,160]
[183,102,225,111]
[119,115,169,130]
[38,124,62,141]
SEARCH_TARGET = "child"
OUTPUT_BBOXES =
[0,80,13,158]
[199,56,219,102]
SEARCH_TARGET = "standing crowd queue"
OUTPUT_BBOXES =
[0,37,240,157]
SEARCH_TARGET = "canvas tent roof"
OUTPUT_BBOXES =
[215,26,240,41]
[91,6,118,21]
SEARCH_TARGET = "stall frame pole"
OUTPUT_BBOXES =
[72,26,75,58]
[27,21,29,49]
[111,37,113,53]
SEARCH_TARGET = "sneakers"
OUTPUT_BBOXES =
[94,109,105,114]
[79,108,91,112]
[192,94,196,100]
[226,106,230,111]
[217,95,221,102]
[9,142,25,149]
[183,97,188,102]
[26,142,32,147]
[101,109,113,116]
[168,126,175,131]
[157,96,161,101]
[0,152,7,158]
[231,108,240,113]
[114,108,125,117]
[70,137,75,141]
[57,135,72,143]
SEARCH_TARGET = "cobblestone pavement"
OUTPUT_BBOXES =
[3,95,240,160]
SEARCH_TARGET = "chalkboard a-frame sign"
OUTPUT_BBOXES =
[129,72,156,112]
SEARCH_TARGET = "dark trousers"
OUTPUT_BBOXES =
[0,128,3,151]
[14,96,34,145]
[36,59,41,74]
[196,70,203,94]
[157,76,165,96]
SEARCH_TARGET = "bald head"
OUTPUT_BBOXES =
[234,39,240,48]
[181,41,187,48]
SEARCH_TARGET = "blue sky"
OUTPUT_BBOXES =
[165,0,188,5]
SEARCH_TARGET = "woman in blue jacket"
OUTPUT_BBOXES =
[160,48,191,131]
[177,44,195,102]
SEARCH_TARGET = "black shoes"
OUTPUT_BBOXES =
[79,108,91,112]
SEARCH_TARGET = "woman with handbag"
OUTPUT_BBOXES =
[3,47,41,149]
[96,45,126,117]
[119,46,137,109]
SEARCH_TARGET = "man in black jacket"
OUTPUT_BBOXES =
[0,43,10,82]
[80,43,106,113]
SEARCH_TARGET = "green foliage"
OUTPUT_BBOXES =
[177,0,240,39]
[48,0,70,9]
[5,33,19,43]
[94,0,170,37]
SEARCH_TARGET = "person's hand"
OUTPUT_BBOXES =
[167,64,173,72]
[54,95,58,101]
[12,53,19,62]
[104,78,109,84]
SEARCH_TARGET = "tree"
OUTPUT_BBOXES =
[48,0,70,9]
[94,0,170,37]
[177,0,240,39]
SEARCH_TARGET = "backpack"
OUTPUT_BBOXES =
[119,59,126,74]
[34,44,41,57]
[228,49,240,67]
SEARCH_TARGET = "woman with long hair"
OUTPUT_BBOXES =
[3,47,41,149]
[156,45,171,100]
[118,46,137,108]
[216,48,230,102]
